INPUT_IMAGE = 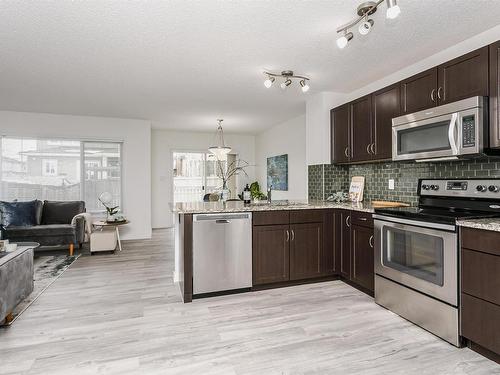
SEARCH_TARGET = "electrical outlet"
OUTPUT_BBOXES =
[388,179,395,190]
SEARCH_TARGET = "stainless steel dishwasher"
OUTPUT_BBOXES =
[192,212,252,295]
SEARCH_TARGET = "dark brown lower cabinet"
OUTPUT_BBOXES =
[461,227,500,363]
[351,224,374,293]
[290,222,323,280]
[252,224,290,285]
[340,210,351,279]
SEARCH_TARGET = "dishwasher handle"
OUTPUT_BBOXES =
[193,213,252,222]
[216,219,230,224]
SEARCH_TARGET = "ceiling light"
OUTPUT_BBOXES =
[386,0,401,19]
[358,18,374,35]
[263,71,310,93]
[280,79,292,90]
[264,76,275,88]
[208,119,231,159]
[300,80,310,93]
[336,31,353,49]
[336,0,402,48]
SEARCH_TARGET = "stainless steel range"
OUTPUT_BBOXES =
[373,178,500,346]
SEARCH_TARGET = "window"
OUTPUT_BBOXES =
[42,159,58,176]
[0,137,122,213]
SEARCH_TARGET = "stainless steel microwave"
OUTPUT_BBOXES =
[392,96,487,162]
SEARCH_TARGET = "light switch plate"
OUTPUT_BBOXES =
[388,179,395,190]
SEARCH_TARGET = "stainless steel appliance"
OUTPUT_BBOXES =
[192,212,252,296]
[392,96,488,162]
[373,178,500,346]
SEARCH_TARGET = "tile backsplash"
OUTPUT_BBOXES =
[308,157,500,205]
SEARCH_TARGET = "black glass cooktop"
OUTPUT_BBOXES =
[374,206,500,225]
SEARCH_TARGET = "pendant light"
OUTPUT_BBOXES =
[208,119,231,159]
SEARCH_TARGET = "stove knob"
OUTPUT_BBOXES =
[476,185,487,192]
[488,185,499,192]
[422,184,430,190]
[430,185,439,191]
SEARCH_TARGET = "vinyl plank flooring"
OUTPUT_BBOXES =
[0,229,498,374]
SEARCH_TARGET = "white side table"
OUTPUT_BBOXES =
[92,220,130,252]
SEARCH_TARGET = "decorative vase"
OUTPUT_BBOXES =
[221,182,230,202]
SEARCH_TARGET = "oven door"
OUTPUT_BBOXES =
[374,216,458,306]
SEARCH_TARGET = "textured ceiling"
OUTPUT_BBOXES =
[1,1,500,134]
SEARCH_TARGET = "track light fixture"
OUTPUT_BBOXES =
[336,0,401,49]
[263,70,310,93]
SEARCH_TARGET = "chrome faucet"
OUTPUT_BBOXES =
[267,185,272,203]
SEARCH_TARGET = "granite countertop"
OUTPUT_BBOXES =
[171,200,377,214]
[456,218,500,233]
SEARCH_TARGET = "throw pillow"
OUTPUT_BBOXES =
[0,200,39,228]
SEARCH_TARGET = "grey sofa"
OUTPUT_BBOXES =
[0,200,86,256]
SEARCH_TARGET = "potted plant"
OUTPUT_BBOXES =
[215,158,250,201]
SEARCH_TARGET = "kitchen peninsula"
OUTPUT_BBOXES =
[173,200,378,303]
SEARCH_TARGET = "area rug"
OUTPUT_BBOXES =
[1,254,80,326]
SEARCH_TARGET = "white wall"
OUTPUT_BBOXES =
[306,92,347,165]
[0,111,152,240]
[151,129,256,228]
[255,115,307,201]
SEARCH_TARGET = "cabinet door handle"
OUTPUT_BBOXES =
[366,144,371,154]
[430,88,436,102]
[291,229,295,241]
[370,143,375,155]
[345,215,350,227]
[286,230,290,242]
[437,86,443,100]
[344,147,349,157]
[359,217,367,221]
[369,235,374,248]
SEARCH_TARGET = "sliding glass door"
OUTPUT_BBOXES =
[172,152,227,203]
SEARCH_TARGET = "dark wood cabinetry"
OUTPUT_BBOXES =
[331,105,350,163]
[252,210,331,286]
[401,68,438,114]
[490,41,500,148]
[340,210,351,279]
[252,224,290,285]
[372,84,401,160]
[438,47,489,104]
[460,227,500,363]
[332,44,495,164]
[351,223,374,293]
[290,222,323,280]
[350,96,373,162]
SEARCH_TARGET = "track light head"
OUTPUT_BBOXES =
[336,31,353,49]
[264,76,275,88]
[280,79,292,90]
[358,18,374,35]
[300,80,310,93]
[386,0,400,19]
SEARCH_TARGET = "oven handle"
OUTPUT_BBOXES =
[448,112,459,155]
[372,214,456,232]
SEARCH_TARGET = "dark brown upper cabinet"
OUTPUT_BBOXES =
[372,84,401,160]
[438,46,489,104]
[401,47,489,115]
[490,41,500,148]
[401,68,438,114]
[331,105,350,163]
[350,95,373,162]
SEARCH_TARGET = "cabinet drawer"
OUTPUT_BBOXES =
[351,211,373,228]
[462,249,500,306]
[461,293,500,355]
[461,227,500,256]
[253,211,289,226]
[290,209,324,224]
